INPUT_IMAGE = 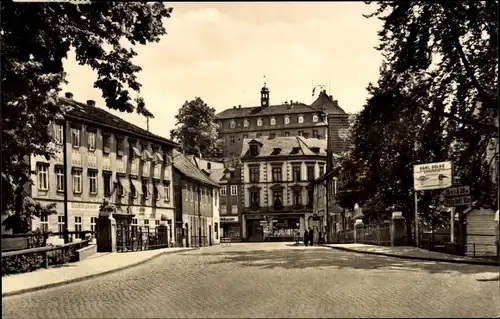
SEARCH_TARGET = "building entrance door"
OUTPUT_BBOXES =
[209,225,212,246]
[247,219,263,242]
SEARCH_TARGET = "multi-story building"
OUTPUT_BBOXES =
[30,92,179,239]
[215,84,345,159]
[239,136,327,242]
[217,163,244,240]
[172,150,220,247]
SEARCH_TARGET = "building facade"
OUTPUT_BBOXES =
[215,84,345,159]
[217,164,244,240]
[240,136,327,242]
[172,150,220,247]
[30,93,178,240]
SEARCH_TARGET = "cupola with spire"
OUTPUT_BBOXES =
[260,82,270,108]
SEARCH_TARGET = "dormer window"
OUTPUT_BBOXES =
[250,145,259,157]
[230,120,236,129]
[312,114,319,122]
[284,116,290,125]
[243,119,249,127]
[257,118,263,127]
[290,147,301,155]
[270,117,276,125]
[311,147,320,154]
[271,148,281,155]
[298,115,304,124]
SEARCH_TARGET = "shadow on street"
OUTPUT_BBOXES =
[189,247,499,276]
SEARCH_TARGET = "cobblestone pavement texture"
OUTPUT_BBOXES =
[3,243,499,318]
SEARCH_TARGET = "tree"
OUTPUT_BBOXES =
[364,1,498,135]
[170,97,223,158]
[1,2,173,232]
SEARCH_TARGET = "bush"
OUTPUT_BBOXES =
[1,246,77,276]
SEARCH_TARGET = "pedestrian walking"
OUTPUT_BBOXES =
[304,229,309,246]
[308,228,314,246]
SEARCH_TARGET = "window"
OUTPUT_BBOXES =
[269,133,276,139]
[243,119,249,127]
[86,170,96,194]
[215,222,219,239]
[55,166,64,192]
[184,185,188,201]
[308,189,314,207]
[231,205,238,214]
[312,130,319,138]
[298,115,304,124]
[303,132,310,138]
[243,134,248,139]
[90,217,97,233]
[292,166,301,182]
[272,167,282,182]
[71,128,80,148]
[87,132,96,151]
[273,191,283,209]
[319,165,325,176]
[163,181,170,202]
[40,215,48,233]
[72,170,82,194]
[144,219,150,227]
[230,120,236,129]
[257,118,263,126]
[154,185,159,200]
[130,180,137,198]
[284,116,290,125]
[54,124,63,144]
[249,167,259,183]
[103,135,111,155]
[189,185,193,202]
[116,138,124,157]
[270,117,276,125]
[307,166,315,181]
[249,145,259,157]
[250,191,259,207]
[74,216,82,235]
[298,131,304,136]
[58,216,65,239]
[37,164,49,191]
[220,186,226,196]
[284,132,290,137]
[104,173,112,197]
[214,190,218,205]
[230,185,237,196]
[220,206,227,215]
[256,133,262,138]
[293,190,302,206]
[142,180,148,199]
[230,136,235,144]
[155,220,160,226]
[312,114,319,122]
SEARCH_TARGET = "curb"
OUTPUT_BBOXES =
[2,248,195,298]
[322,245,499,266]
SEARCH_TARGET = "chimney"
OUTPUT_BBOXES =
[233,106,237,109]
[329,95,333,100]
[284,101,288,105]
[86,100,95,107]
[238,105,241,109]
[290,100,293,105]
[65,92,74,99]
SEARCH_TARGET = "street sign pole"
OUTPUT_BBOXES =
[414,191,419,247]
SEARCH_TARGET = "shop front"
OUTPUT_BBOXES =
[244,214,303,242]
[220,216,241,241]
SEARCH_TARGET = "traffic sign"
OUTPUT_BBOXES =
[444,196,472,207]
[444,185,470,197]
[413,161,452,191]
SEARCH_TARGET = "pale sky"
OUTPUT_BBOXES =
[61,2,383,138]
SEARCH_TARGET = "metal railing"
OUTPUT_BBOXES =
[1,240,91,276]
[116,225,169,252]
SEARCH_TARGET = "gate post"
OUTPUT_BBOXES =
[391,212,406,247]
[96,211,117,253]
[354,219,364,243]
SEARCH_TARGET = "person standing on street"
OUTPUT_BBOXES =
[304,229,309,246]
[308,227,314,246]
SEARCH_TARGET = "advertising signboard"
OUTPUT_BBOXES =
[413,161,452,191]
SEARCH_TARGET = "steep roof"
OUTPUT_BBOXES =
[216,102,317,120]
[215,90,346,120]
[172,149,220,188]
[59,97,178,147]
[240,136,327,159]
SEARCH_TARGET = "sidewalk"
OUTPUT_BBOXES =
[2,247,194,297]
[322,243,499,266]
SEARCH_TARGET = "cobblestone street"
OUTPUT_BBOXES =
[3,243,499,318]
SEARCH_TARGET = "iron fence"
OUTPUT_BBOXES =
[362,225,392,246]
[116,225,169,252]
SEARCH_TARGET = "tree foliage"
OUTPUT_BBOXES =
[1,2,173,232]
[352,1,498,228]
[170,97,223,158]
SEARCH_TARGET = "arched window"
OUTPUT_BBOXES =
[298,115,304,124]
[243,119,249,127]
[312,114,319,123]
[229,120,236,129]
[284,116,290,125]
[270,117,276,125]
[257,118,263,127]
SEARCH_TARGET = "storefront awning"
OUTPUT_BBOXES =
[154,152,164,162]
[143,149,154,160]
[131,179,143,195]
[131,147,142,158]
[157,184,166,198]
[117,176,129,195]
